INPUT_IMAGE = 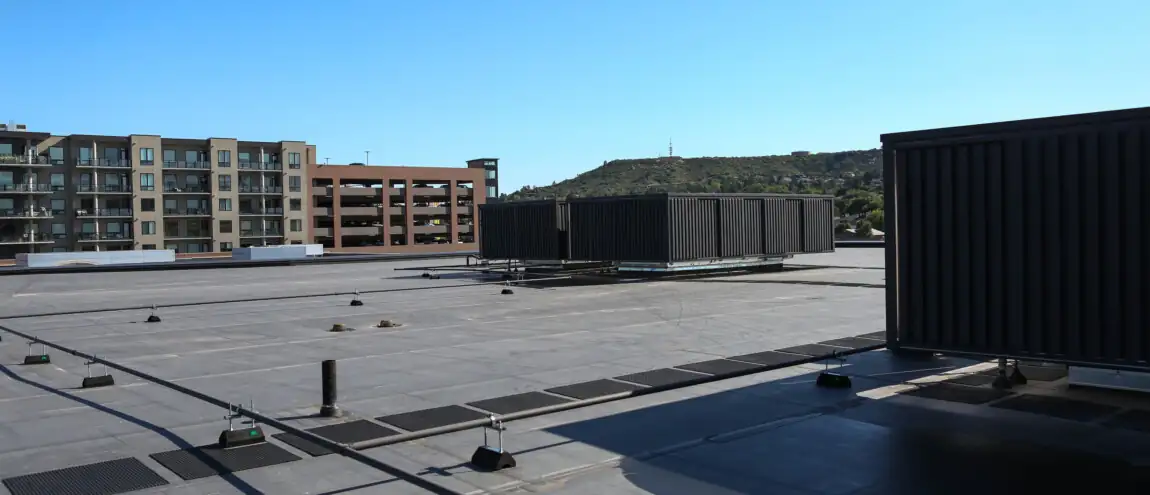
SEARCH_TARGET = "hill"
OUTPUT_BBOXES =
[506,149,887,234]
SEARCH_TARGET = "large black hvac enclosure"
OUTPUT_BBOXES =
[479,193,834,263]
[882,106,1150,371]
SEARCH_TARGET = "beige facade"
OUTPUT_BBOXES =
[0,129,311,257]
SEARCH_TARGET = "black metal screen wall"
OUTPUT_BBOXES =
[885,111,1150,369]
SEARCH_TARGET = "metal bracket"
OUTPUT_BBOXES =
[85,355,109,378]
[481,415,506,453]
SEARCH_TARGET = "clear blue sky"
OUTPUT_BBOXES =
[5,1,1148,192]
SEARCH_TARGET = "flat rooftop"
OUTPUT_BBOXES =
[0,249,1147,494]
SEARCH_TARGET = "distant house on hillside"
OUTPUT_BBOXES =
[791,151,811,156]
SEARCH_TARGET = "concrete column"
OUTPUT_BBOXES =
[258,147,266,245]
[332,180,342,249]
[404,180,414,246]
[448,180,458,243]
[92,141,100,252]
[379,178,389,247]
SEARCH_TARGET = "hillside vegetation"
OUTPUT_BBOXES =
[507,149,887,233]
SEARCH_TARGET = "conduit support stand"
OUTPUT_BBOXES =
[471,415,515,471]
[1010,359,1028,385]
[23,341,50,365]
[992,357,1013,389]
[81,354,115,388]
[220,400,266,449]
[501,281,515,295]
[146,304,161,323]
[350,289,364,307]
[815,351,852,388]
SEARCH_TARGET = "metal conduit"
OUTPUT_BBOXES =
[0,275,574,321]
[0,323,465,495]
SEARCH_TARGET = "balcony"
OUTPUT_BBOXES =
[0,233,54,244]
[313,227,333,236]
[313,207,332,216]
[412,206,449,215]
[457,187,473,196]
[240,229,284,237]
[162,184,211,194]
[0,184,54,194]
[339,206,378,216]
[237,161,282,171]
[239,207,284,216]
[388,206,406,216]
[238,186,283,194]
[163,208,211,217]
[312,186,330,196]
[0,155,53,167]
[413,224,449,234]
[164,233,212,240]
[0,209,53,219]
[76,184,133,194]
[76,208,133,218]
[162,161,211,170]
[340,226,381,236]
[77,232,134,242]
[75,159,132,169]
[457,225,473,234]
[411,187,448,196]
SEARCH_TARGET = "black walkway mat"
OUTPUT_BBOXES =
[1104,409,1150,434]
[150,442,300,481]
[2,457,168,495]
[615,368,705,387]
[980,365,1068,382]
[468,391,572,415]
[274,420,399,457]
[991,394,1120,422]
[903,383,1014,405]
[857,331,886,340]
[819,337,883,350]
[377,405,490,432]
[546,379,644,400]
[727,350,806,367]
[777,343,849,357]
[675,359,761,376]
[945,373,997,387]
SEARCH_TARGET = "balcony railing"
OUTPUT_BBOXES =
[240,229,283,237]
[238,207,284,215]
[163,208,210,216]
[78,232,134,241]
[163,184,210,193]
[237,161,283,171]
[162,161,211,170]
[238,185,283,194]
[0,233,54,244]
[0,184,54,193]
[0,155,53,166]
[76,208,133,217]
[76,184,133,193]
[76,159,132,168]
[0,209,53,218]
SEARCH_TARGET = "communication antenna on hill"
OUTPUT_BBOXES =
[668,138,673,158]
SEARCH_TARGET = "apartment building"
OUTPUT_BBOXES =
[0,125,311,257]
[309,160,494,253]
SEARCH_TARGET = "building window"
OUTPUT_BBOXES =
[486,186,496,198]
[288,176,301,192]
[50,173,64,191]
[485,169,496,179]
[220,220,233,233]
[140,173,155,191]
[141,198,155,212]
[218,174,232,191]
[53,247,67,252]
[51,223,65,235]
[142,244,156,250]
[51,199,65,215]
[218,198,232,212]
[290,219,302,232]
[139,148,154,166]
[290,198,301,211]
[162,149,175,167]
[289,152,301,169]
[142,221,156,235]
[49,147,64,165]
[220,241,233,252]
[217,150,231,167]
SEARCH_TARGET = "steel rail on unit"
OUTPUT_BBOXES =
[0,323,465,495]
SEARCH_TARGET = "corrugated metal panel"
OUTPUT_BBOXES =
[478,199,562,260]
[567,195,669,262]
[882,107,1150,370]
[802,197,835,253]
[668,197,718,261]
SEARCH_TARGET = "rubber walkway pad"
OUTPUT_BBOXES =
[1103,409,1150,434]
[675,359,761,375]
[2,457,168,495]
[980,365,1067,382]
[857,331,886,340]
[819,337,883,350]
[150,442,301,481]
[902,383,1014,405]
[777,343,849,357]
[546,379,644,400]
[727,350,806,367]
[615,368,705,387]
[945,373,997,387]
[378,405,490,432]
[468,391,572,415]
[991,394,1120,422]
[273,420,399,457]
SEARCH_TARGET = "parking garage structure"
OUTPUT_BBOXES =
[308,161,485,253]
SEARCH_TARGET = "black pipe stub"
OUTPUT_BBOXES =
[82,375,115,388]
[815,372,852,388]
[146,314,162,323]
[219,426,266,449]
[330,323,355,332]
[421,272,430,278]
[377,320,402,328]
[501,288,514,295]
[470,446,516,471]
